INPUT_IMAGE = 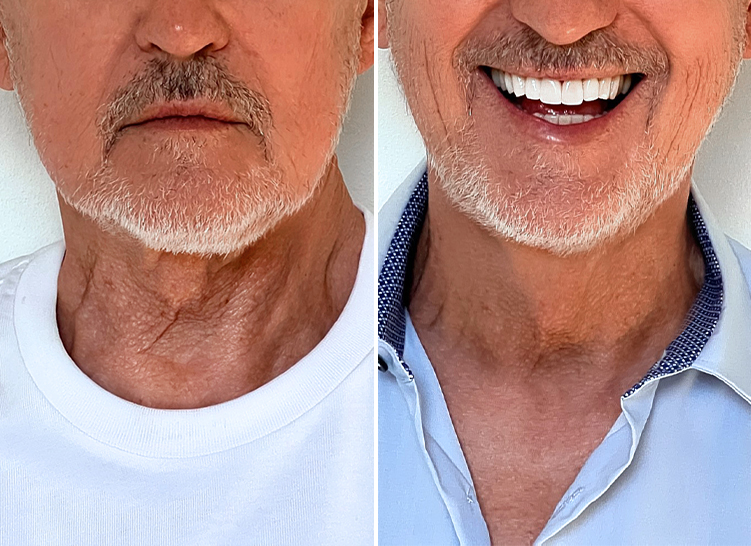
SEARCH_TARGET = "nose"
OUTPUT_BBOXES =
[135,0,230,59]
[508,0,619,45]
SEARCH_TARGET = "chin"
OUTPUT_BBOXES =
[60,163,314,256]
[432,144,687,256]
[117,212,292,256]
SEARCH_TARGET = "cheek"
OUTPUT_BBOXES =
[12,13,123,184]
[391,26,463,143]
[249,15,356,179]
[644,2,742,156]
[390,0,496,146]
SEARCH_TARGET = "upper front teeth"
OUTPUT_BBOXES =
[491,69,633,106]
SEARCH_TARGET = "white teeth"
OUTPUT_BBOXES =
[583,79,599,102]
[533,112,603,125]
[561,80,583,106]
[492,69,504,89]
[489,69,636,122]
[526,77,541,100]
[598,77,611,100]
[490,69,634,103]
[609,75,621,100]
[621,74,632,95]
[504,73,514,95]
[539,79,562,105]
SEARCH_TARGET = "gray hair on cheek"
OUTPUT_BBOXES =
[0,6,16,82]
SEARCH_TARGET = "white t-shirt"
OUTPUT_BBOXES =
[0,211,374,546]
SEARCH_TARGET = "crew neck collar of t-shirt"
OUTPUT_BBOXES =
[14,211,374,459]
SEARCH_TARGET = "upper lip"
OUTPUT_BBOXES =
[482,66,638,81]
[122,100,244,129]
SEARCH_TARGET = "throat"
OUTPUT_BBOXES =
[55,169,365,409]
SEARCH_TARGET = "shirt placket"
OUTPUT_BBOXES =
[536,380,660,545]
[379,340,490,545]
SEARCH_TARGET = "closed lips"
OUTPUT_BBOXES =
[123,101,244,130]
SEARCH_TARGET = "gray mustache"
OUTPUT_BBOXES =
[98,57,272,154]
[457,27,669,78]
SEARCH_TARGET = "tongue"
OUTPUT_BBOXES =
[518,97,607,117]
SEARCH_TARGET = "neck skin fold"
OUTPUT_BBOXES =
[56,159,365,410]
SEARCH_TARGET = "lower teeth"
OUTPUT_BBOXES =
[532,112,604,126]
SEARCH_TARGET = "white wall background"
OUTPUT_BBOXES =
[377,50,751,248]
[0,68,374,263]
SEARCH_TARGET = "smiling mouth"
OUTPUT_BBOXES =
[482,67,644,125]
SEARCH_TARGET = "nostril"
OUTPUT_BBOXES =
[134,8,230,59]
[509,0,619,47]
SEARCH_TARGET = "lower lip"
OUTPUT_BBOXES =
[476,70,641,143]
[127,116,243,131]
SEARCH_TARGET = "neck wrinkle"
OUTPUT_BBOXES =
[409,178,701,386]
[55,163,365,409]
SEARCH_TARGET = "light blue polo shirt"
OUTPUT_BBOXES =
[378,165,751,545]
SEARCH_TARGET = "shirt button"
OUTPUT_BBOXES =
[378,356,389,372]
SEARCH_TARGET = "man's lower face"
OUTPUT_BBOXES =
[53,55,355,256]
[389,1,747,254]
[59,120,300,256]
[3,0,364,257]
[48,58,360,256]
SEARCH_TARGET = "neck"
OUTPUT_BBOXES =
[409,172,702,395]
[56,159,365,409]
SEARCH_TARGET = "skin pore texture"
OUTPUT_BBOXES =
[381,0,751,543]
[0,0,375,409]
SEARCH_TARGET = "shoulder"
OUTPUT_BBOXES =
[0,242,64,296]
[0,243,63,367]
[728,237,751,292]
